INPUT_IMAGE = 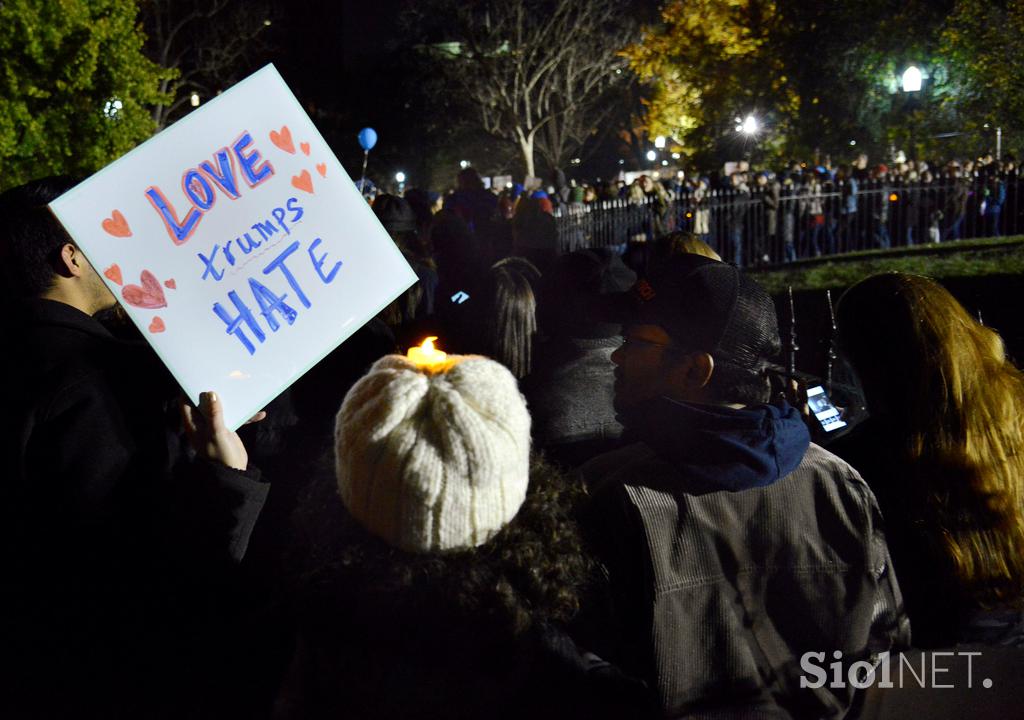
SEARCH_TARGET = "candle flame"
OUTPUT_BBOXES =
[420,336,438,353]
[407,336,448,368]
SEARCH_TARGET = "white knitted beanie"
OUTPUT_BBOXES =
[334,354,531,553]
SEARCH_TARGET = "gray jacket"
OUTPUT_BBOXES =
[579,399,910,718]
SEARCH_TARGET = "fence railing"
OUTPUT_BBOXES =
[552,175,1024,266]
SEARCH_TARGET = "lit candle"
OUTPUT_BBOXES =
[407,336,448,369]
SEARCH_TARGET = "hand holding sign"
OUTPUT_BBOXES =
[181,392,250,471]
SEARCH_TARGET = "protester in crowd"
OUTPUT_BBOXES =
[444,166,499,234]
[801,172,827,257]
[944,167,970,241]
[983,174,1006,238]
[727,171,751,267]
[278,353,655,719]
[835,272,1024,648]
[0,177,271,716]
[761,171,781,264]
[484,257,542,379]
[870,164,893,249]
[779,174,800,262]
[512,195,559,274]
[526,249,636,468]
[578,255,909,718]
[692,176,712,248]
[373,194,438,327]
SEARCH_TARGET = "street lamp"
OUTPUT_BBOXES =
[395,171,406,183]
[654,135,666,149]
[190,92,200,107]
[646,150,657,162]
[740,115,759,135]
[901,66,923,160]
[901,65,922,93]
[459,160,469,169]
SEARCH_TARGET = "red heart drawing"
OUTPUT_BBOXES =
[300,142,311,156]
[316,163,327,178]
[103,264,123,285]
[164,279,176,290]
[148,317,166,334]
[291,170,314,194]
[122,270,168,309]
[269,126,295,154]
[101,210,132,237]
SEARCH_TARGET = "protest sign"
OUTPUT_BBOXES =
[50,65,417,430]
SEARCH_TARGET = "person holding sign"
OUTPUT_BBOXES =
[0,177,271,716]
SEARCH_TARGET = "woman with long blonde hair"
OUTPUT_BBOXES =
[836,272,1024,646]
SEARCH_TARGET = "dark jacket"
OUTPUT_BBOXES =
[524,334,624,467]
[580,398,910,719]
[1,299,270,716]
[280,582,654,720]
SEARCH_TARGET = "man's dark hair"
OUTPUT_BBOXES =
[0,176,79,300]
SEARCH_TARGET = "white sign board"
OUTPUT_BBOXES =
[51,65,417,429]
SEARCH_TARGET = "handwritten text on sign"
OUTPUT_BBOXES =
[50,65,416,429]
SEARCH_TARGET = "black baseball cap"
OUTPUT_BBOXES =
[627,255,781,371]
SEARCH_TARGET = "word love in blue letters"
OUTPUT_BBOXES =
[212,237,343,356]
[145,131,275,246]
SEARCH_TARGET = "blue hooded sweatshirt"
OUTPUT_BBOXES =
[620,397,810,492]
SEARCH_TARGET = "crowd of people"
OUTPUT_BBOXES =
[3,165,1024,719]
[504,152,1023,268]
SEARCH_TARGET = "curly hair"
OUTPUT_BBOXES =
[838,272,1024,608]
[300,455,591,636]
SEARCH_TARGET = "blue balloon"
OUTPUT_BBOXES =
[358,127,378,151]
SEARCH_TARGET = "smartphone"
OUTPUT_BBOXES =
[806,385,847,433]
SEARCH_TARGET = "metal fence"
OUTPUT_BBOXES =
[553,174,1024,267]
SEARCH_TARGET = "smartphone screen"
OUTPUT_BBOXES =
[806,385,847,433]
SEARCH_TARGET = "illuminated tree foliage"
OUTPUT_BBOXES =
[626,0,973,165]
[623,0,797,164]
[0,0,171,191]
[942,0,1024,150]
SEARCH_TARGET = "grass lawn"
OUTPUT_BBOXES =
[749,236,1024,295]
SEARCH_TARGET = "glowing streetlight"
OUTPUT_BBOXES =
[739,115,759,135]
[901,66,922,93]
[190,92,200,107]
[459,160,469,169]
[646,150,657,162]
[103,98,123,118]
[395,171,406,183]
[654,135,666,149]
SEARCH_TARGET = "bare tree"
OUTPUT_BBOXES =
[141,0,273,129]
[413,0,634,180]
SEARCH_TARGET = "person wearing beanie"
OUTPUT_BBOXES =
[578,255,910,718]
[336,354,531,552]
[278,352,656,719]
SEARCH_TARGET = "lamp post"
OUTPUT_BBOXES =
[901,65,922,160]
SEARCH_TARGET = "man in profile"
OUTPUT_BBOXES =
[0,177,269,716]
[580,255,909,718]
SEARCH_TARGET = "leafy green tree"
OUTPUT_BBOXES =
[0,0,172,191]
[627,0,962,165]
[942,0,1024,155]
